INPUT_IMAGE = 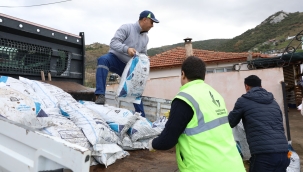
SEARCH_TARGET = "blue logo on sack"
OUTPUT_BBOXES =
[60,109,70,118]
[78,100,85,104]
[0,76,8,83]
[119,83,128,97]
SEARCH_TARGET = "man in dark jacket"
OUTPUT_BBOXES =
[228,75,290,172]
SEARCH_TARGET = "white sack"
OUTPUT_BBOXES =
[20,77,77,109]
[41,108,91,149]
[59,98,120,145]
[152,116,168,130]
[19,77,59,108]
[42,100,128,166]
[91,144,129,167]
[287,142,301,172]
[41,108,127,167]
[116,54,150,104]
[232,120,251,160]
[0,87,53,129]
[128,116,162,142]
[0,76,46,109]
[120,135,153,150]
[79,101,138,137]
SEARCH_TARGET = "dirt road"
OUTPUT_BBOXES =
[90,149,178,172]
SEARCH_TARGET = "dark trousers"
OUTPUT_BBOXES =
[249,152,290,172]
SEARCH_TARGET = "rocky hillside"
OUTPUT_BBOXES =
[217,11,303,53]
[85,43,109,72]
[147,39,230,56]
[84,43,109,87]
[146,11,303,55]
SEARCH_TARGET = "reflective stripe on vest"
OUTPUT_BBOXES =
[178,92,229,136]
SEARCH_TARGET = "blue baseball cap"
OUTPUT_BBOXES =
[139,10,159,23]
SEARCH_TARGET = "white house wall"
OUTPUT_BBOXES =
[149,68,180,79]
[147,68,284,114]
[149,61,247,79]
[205,68,284,115]
[107,67,284,115]
[206,61,241,69]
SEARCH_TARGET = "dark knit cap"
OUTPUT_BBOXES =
[244,75,261,87]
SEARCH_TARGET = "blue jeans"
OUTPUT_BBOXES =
[249,152,290,172]
[95,53,145,117]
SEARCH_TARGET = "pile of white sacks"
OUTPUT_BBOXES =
[0,76,167,167]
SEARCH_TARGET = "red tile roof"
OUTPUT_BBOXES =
[150,47,270,69]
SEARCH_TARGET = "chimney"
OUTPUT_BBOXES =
[247,52,252,61]
[184,38,193,57]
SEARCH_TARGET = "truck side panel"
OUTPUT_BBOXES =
[0,118,91,172]
[105,91,171,121]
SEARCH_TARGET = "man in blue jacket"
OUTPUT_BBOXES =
[228,75,290,172]
[94,10,159,117]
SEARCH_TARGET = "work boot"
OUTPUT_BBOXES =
[95,94,105,105]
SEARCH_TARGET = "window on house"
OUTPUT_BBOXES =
[206,70,214,74]
[215,68,224,73]
[206,67,233,74]
[225,68,233,72]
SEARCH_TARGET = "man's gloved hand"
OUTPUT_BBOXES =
[148,139,155,152]
[127,48,136,57]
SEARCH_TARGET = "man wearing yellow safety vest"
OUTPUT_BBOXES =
[148,56,245,172]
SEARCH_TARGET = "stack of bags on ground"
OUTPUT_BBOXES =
[0,76,166,167]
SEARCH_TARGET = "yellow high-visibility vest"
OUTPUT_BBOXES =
[174,80,245,172]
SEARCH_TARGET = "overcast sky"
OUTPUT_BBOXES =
[0,0,302,48]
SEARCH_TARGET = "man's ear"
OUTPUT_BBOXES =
[181,71,186,79]
[244,84,250,92]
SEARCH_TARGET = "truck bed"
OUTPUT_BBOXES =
[90,149,178,172]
